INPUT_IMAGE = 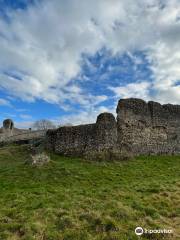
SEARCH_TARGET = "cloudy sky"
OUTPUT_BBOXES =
[0,0,180,128]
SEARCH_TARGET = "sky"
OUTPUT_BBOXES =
[0,0,180,128]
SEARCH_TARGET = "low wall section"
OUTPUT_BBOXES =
[46,113,117,157]
[0,130,46,143]
[46,98,180,158]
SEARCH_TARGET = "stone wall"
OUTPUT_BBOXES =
[46,113,117,157]
[116,98,180,155]
[39,98,180,158]
[5,130,46,143]
[0,130,46,144]
[0,118,46,144]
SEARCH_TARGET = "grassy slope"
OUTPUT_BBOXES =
[0,145,179,240]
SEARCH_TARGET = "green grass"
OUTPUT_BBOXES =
[0,145,179,240]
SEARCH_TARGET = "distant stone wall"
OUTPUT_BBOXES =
[46,113,117,157]
[0,130,46,144]
[46,98,180,158]
[0,118,46,144]
[5,130,46,142]
[116,98,180,155]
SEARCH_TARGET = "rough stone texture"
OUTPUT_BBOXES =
[26,152,50,166]
[3,119,14,130]
[1,98,180,158]
[46,112,117,157]
[46,98,180,158]
[95,113,117,150]
[116,98,180,155]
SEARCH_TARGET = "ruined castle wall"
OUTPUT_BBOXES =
[116,98,180,155]
[46,113,117,157]
[45,98,180,158]
[47,124,96,156]
[0,130,46,143]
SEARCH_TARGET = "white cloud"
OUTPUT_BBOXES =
[19,114,32,120]
[0,98,12,107]
[109,81,151,100]
[0,0,180,121]
[0,0,107,106]
[147,42,180,104]
[13,104,115,128]
[53,105,116,126]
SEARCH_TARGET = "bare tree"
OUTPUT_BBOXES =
[32,119,56,130]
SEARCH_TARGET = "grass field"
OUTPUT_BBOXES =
[0,145,179,240]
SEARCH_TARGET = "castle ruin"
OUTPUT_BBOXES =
[1,98,180,159]
[46,98,180,158]
[0,119,46,144]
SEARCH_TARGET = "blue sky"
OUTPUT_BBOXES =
[0,0,180,128]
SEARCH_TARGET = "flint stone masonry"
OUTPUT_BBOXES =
[46,113,117,157]
[1,98,180,158]
[116,98,180,155]
[3,119,14,130]
[46,98,180,158]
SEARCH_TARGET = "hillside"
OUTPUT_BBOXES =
[0,145,179,240]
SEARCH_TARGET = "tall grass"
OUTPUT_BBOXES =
[0,145,179,239]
